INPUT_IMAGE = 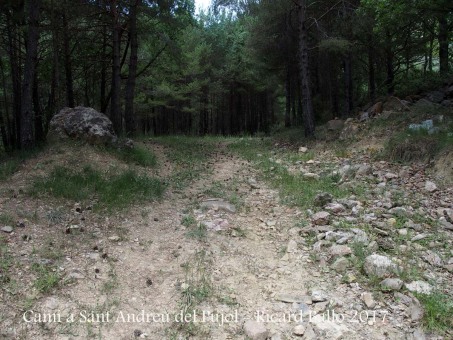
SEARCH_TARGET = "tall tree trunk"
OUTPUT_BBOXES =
[101,24,107,112]
[343,54,353,118]
[285,65,291,127]
[33,73,44,142]
[7,17,21,148]
[368,40,376,102]
[62,10,74,107]
[438,15,449,74]
[20,0,41,149]
[110,0,122,134]
[385,31,395,95]
[298,0,315,137]
[125,0,141,136]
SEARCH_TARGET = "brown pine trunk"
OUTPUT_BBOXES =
[125,0,141,136]
[438,15,449,74]
[20,0,41,149]
[368,39,376,102]
[343,54,353,118]
[62,10,74,107]
[285,65,291,127]
[298,0,315,137]
[110,0,122,134]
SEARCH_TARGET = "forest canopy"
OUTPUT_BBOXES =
[0,0,451,149]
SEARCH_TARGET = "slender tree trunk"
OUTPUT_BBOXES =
[343,54,353,118]
[62,11,74,107]
[368,39,376,102]
[438,15,449,74]
[33,73,44,142]
[385,31,395,95]
[298,0,315,137]
[125,0,141,135]
[110,0,122,134]
[285,65,291,127]
[101,24,107,112]
[7,18,21,148]
[20,0,41,149]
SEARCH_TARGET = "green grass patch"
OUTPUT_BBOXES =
[181,215,197,228]
[229,138,349,208]
[154,136,214,189]
[0,236,13,283]
[107,145,157,167]
[383,126,453,163]
[0,146,44,181]
[416,292,453,334]
[31,165,164,210]
[186,223,207,241]
[0,213,15,226]
[32,263,60,293]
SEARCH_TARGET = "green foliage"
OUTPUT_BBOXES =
[0,147,43,181]
[416,292,453,334]
[108,145,157,167]
[186,223,207,241]
[31,166,165,210]
[32,263,60,294]
[384,127,453,163]
[156,136,214,188]
[229,138,350,208]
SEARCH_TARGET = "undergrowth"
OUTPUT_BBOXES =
[31,165,164,210]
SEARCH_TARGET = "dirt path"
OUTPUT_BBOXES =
[2,141,437,339]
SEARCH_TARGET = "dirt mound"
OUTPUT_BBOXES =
[432,148,453,186]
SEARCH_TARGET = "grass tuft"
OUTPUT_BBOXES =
[108,145,157,167]
[416,292,453,334]
[31,166,164,210]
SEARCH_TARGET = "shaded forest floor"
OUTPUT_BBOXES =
[1,112,453,339]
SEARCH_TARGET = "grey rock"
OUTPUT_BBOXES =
[439,217,453,231]
[68,270,85,280]
[314,192,333,207]
[243,320,268,340]
[408,303,424,322]
[329,245,352,257]
[310,314,351,339]
[312,211,330,225]
[361,292,376,309]
[48,106,117,145]
[293,324,306,336]
[1,226,13,233]
[423,250,443,267]
[426,90,445,103]
[394,292,412,305]
[325,203,346,214]
[200,199,236,213]
[380,278,403,291]
[287,240,298,253]
[311,290,328,302]
[356,164,372,177]
[424,181,437,193]
[384,96,410,111]
[405,281,433,295]
[363,254,399,278]
[412,328,426,340]
[327,119,345,131]
[303,173,320,180]
[411,234,428,242]
[331,257,349,272]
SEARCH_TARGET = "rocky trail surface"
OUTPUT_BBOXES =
[0,139,452,340]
